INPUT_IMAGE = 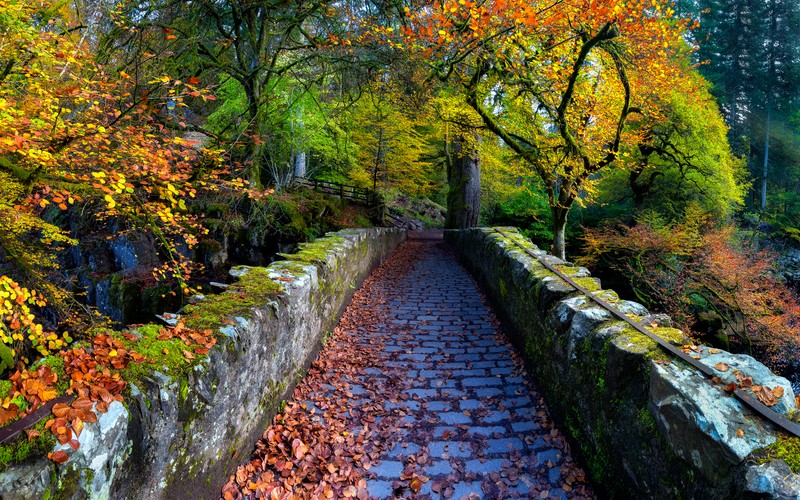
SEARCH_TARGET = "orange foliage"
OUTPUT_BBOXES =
[582,213,800,374]
[0,0,231,363]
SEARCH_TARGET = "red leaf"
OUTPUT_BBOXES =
[49,450,69,464]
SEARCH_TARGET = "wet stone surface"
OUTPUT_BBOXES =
[225,232,593,499]
[357,234,592,499]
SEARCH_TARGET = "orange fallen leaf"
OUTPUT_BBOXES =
[49,450,69,464]
[713,362,730,372]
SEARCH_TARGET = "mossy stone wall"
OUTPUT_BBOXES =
[0,228,406,499]
[446,227,795,498]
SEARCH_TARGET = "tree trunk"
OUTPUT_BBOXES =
[294,150,307,178]
[445,133,481,229]
[761,0,777,212]
[551,206,568,260]
[761,101,771,211]
[244,79,263,189]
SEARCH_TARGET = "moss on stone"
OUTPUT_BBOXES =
[118,325,199,384]
[32,356,69,394]
[573,277,601,292]
[757,437,800,472]
[0,418,56,471]
[183,267,284,331]
[0,379,11,400]
[637,407,658,434]
[281,235,345,265]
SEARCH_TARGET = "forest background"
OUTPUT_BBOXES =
[1,0,800,400]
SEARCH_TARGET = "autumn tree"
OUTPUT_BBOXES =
[0,0,223,364]
[405,0,702,258]
[599,74,747,218]
[581,208,800,375]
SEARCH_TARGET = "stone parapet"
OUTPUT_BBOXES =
[446,227,799,498]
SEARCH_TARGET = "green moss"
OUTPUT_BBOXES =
[637,407,658,434]
[758,437,800,472]
[272,263,309,276]
[573,277,601,292]
[183,267,283,331]
[33,356,69,394]
[280,235,345,264]
[180,377,189,402]
[0,418,56,471]
[498,279,508,299]
[0,380,11,400]
[118,325,198,385]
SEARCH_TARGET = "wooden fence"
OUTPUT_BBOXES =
[292,177,405,228]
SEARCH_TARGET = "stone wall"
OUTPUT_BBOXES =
[446,227,800,498]
[0,228,406,499]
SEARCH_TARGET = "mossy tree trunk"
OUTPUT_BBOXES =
[445,132,481,229]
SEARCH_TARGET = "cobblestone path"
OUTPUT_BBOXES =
[225,232,594,499]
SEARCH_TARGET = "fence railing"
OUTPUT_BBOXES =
[293,177,409,228]
[293,178,380,206]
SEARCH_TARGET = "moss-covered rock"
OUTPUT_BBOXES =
[445,227,796,498]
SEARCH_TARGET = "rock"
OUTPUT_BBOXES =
[649,360,779,484]
[52,401,130,499]
[0,459,53,500]
[641,314,673,328]
[699,351,797,416]
[228,266,250,278]
[616,300,649,316]
[745,460,800,499]
[155,313,180,326]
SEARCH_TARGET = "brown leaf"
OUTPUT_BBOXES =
[773,386,785,399]
[0,404,19,426]
[713,362,730,372]
[24,429,40,441]
[49,450,69,464]
[410,478,422,492]
[736,429,745,438]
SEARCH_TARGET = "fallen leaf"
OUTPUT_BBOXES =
[713,362,730,372]
[49,450,69,464]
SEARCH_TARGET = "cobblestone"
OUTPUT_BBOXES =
[299,232,594,498]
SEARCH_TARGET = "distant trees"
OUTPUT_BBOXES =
[407,0,707,258]
[679,0,800,213]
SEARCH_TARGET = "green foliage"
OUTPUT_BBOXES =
[0,417,55,471]
[600,79,748,220]
[346,81,440,197]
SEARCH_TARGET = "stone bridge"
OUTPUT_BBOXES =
[1,228,798,499]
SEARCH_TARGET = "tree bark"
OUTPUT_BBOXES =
[445,133,481,229]
[293,150,307,178]
[761,101,771,211]
[551,206,568,260]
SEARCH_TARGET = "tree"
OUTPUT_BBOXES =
[680,0,800,211]
[406,0,700,259]
[444,131,481,229]
[600,74,747,218]
[347,79,438,196]
[581,210,800,375]
[0,0,223,364]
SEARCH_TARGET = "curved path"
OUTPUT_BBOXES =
[223,232,594,499]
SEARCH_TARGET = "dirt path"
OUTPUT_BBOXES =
[222,232,594,499]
